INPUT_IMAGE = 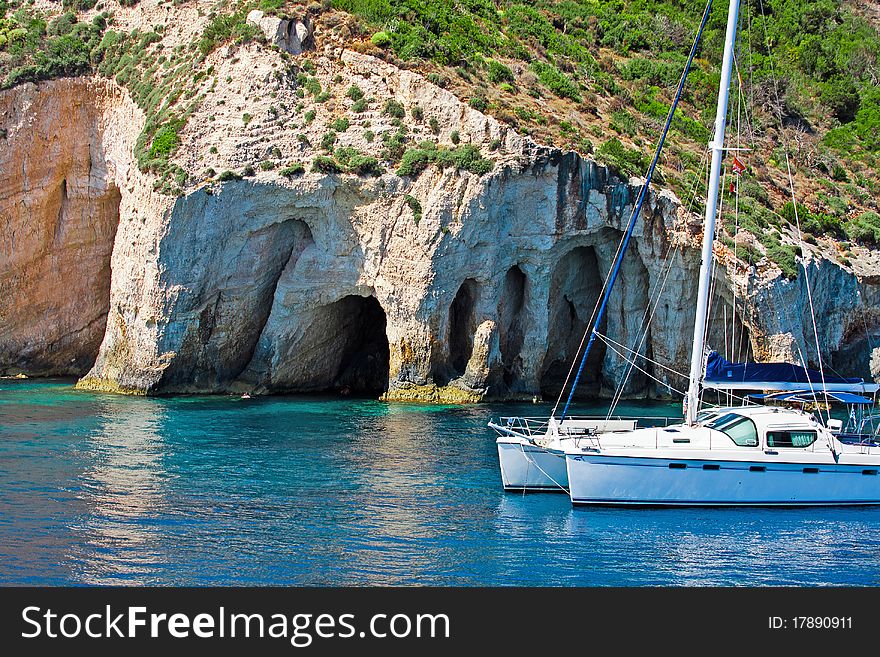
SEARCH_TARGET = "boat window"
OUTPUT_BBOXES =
[696,410,720,424]
[766,430,817,448]
[706,413,758,447]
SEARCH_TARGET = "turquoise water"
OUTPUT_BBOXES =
[1,379,879,586]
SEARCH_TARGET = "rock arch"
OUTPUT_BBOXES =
[540,246,606,399]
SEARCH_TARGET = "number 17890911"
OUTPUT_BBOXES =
[769,616,852,630]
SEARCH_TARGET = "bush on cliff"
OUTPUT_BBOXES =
[396,144,494,177]
[148,119,184,160]
[846,212,880,245]
[198,10,260,56]
[1,8,104,89]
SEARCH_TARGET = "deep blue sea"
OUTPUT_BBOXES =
[1,379,879,586]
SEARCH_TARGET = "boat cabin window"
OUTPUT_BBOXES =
[706,413,758,447]
[696,410,721,424]
[766,430,817,448]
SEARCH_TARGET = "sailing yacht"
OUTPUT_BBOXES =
[489,0,721,492]
[563,0,880,506]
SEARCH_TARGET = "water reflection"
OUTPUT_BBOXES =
[70,397,170,584]
[3,381,880,586]
[334,405,452,585]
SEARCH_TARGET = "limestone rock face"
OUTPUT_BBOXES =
[0,78,148,376]
[2,52,879,399]
[246,10,312,55]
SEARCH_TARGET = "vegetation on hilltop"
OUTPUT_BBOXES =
[1,0,879,277]
[330,0,880,274]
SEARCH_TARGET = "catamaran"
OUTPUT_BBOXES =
[563,0,880,506]
[490,0,720,492]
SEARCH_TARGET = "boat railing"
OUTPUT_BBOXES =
[835,432,880,447]
[491,414,678,438]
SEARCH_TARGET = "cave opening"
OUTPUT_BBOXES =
[330,295,390,394]
[540,246,606,399]
[448,278,480,379]
[830,329,877,381]
[499,265,527,388]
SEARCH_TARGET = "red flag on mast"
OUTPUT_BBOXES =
[731,155,746,175]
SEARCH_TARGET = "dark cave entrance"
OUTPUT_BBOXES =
[540,246,606,399]
[447,278,480,379]
[330,295,390,394]
[499,265,528,388]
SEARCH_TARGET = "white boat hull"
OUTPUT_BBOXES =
[566,453,880,506]
[497,439,568,492]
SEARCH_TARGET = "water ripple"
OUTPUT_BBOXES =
[2,380,880,585]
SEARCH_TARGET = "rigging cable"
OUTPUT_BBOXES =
[756,0,832,425]
[558,0,716,421]
[607,151,710,417]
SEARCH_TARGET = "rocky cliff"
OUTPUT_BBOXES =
[2,7,878,401]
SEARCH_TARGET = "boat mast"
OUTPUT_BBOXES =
[685,0,741,425]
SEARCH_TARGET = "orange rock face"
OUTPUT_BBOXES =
[0,78,130,375]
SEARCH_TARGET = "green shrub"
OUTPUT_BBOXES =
[329,117,350,132]
[610,109,637,136]
[764,240,799,280]
[383,99,405,119]
[846,211,880,244]
[303,109,316,124]
[411,105,423,121]
[61,0,97,11]
[47,12,77,37]
[780,201,842,237]
[371,31,391,48]
[148,119,184,160]
[351,97,368,112]
[468,95,488,111]
[198,11,259,56]
[335,147,381,175]
[396,148,436,177]
[320,130,337,151]
[396,144,493,177]
[429,117,439,134]
[297,74,321,96]
[259,0,285,11]
[280,163,305,177]
[217,170,242,182]
[597,138,649,177]
[242,112,252,125]
[487,59,514,84]
[346,85,363,101]
[363,129,375,142]
[312,155,341,173]
[529,61,581,102]
[259,159,276,170]
[404,194,422,223]
[381,128,408,161]
[450,130,460,145]
[242,165,255,177]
